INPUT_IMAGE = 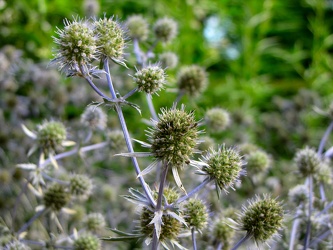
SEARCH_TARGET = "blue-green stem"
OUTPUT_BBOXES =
[289,207,302,250]
[17,208,49,234]
[191,227,197,250]
[230,233,252,250]
[103,58,156,207]
[303,175,313,250]
[152,163,170,250]
[146,94,158,121]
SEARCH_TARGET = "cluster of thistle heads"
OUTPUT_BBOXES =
[12,11,329,250]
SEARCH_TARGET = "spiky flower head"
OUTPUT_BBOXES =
[84,213,106,232]
[210,216,235,249]
[205,108,231,133]
[139,188,182,242]
[153,17,178,43]
[148,104,199,167]
[197,145,244,195]
[134,65,166,95]
[245,150,271,175]
[69,174,93,200]
[126,15,149,41]
[93,16,125,61]
[73,234,101,250]
[4,240,31,250]
[237,194,284,244]
[80,106,107,130]
[159,52,178,69]
[52,17,97,72]
[37,120,67,153]
[177,65,208,97]
[288,184,309,206]
[107,130,126,153]
[294,146,322,177]
[43,183,70,211]
[183,198,208,231]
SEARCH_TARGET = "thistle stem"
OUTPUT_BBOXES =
[146,94,158,121]
[191,227,197,250]
[230,233,252,250]
[303,175,313,249]
[104,58,156,207]
[17,208,48,234]
[289,208,302,250]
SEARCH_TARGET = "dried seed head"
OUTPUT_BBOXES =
[149,105,199,167]
[134,65,166,95]
[205,108,231,133]
[126,15,149,41]
[73,234,101,250]
[159,52,178,69]
[153,17,178,43]
[43,183,70,211]
[93,16,125,61]
[177,65,208,97]
[69,174,93,200]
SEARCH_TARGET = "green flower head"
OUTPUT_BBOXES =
[134,65,166,95]
[73,234,101,250]
[37,120,67,154]
[126,15,149,41]
[153,17,178,43]
[183,198,208,231]
[177,65,208,97]
[294,146,322,177]
[43,183,70,212]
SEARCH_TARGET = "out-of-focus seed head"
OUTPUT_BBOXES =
[238,143,259,155]
[205,108,231,133]
[153,17,178,43]
[294,146,322,177]
[183,198,208,231]
[52,18,97,72]
[134,65,166,95]
[210,215,235,249]
[84,213,106,232]
[43,183,70,211]
[83,0,100,18]
[107,130,126,153]
[237,194,284,244]
[245,150,271,175]
[126,15,149,41]
[197,136,215,153]
[288,184,309,206]
[69,174,93,200]
[36,120,67,153]
[148,105,199,167]
[80,106,107,130]
[177,65,208,97]
[93,16,125,61]
[159,52,178,69]
[198,145,244,194]
[73,234,101,250]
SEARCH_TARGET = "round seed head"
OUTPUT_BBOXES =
[73,234,101,250]
[80,106,107,130]
[153,17,178,43]
[149,105,199,167]
[126,15,149,41]
[210,216,235,249]
[183,198,208,230]
[43,183,70,211]
[294,147,322,177]
[52,18,97,71]
[159,52,178,69]
[107,130,126,153]
[238,194,284,244]
[36,120,67,153]
[177,65,208,97]
[134,65,166,95]
[200,145,244,193]
[288,184,309,206]
[245,150,271,175]
[69,174,93,200]
[205,108,230,133]
[84,213,106,232]
[93,16,125,60]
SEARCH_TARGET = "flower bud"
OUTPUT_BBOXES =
[134,65,166,95]
[73,234,101,250]
[159,52,178,69]
[126,15,149,41]
[94,16,125,61]
[153,17,177,43]
[43,183,70,211]
[81,106,107,130]
[205,108,230,133]
[183,198,208,230]
[69,174,93,200]
[177,65,207,97]
[36,121,67,153]
[238,194,284,244]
